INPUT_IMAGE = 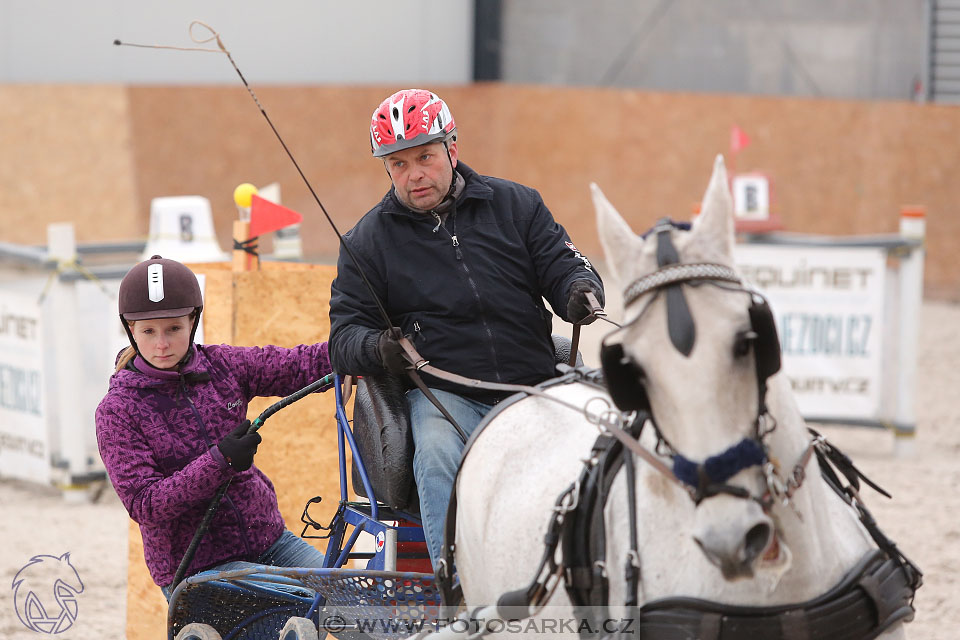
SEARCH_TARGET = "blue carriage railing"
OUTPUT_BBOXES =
[167,374,439,640]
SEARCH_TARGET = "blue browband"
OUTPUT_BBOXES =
[672,438,767,490]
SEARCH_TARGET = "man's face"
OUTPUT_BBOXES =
[384,141,458,212]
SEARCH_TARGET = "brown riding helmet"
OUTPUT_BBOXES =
[118,255,203,359]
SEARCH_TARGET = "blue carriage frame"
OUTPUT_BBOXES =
[166,374,441,640]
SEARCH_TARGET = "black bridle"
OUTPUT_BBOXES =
[599,219,790,509]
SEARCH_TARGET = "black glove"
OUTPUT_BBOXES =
[217,420,261,472]
[566,279,604,325]
[377,328,410,376]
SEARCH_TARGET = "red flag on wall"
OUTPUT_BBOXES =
[730,125,751,154]
[249,194,303,238]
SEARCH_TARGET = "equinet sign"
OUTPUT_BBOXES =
[734,243,887,421]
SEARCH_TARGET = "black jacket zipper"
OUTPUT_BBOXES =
[430,211,503,381]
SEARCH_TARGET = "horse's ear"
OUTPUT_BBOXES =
[691,155,735,261]
[592,182,641,283]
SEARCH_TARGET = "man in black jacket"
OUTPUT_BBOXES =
[329,89,604,566]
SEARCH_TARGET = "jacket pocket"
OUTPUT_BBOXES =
[410,319,426,348]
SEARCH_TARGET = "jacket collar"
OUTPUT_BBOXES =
[130,344,201,381]
[380,162,494,218]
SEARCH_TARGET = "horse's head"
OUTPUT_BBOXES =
[594,156,789,583]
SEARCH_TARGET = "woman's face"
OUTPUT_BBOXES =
[130,315,192,369]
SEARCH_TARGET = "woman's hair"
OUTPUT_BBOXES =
[114,312,197,373]
[114,345,137,373]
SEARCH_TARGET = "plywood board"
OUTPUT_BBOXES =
[3,85,957,296]
[0,86,141,245]
[124,86,960,298]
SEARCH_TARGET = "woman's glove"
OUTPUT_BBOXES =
[217,420,261,471]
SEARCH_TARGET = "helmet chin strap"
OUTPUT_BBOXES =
[442,140,457,200]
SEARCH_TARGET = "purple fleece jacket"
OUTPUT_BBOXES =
[95,342,332,587]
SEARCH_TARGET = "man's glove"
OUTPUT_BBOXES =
[566,279,604,325]
[217,420,261,472]
[378,328,410,376]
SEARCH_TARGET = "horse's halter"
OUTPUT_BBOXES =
[600,219,784,506]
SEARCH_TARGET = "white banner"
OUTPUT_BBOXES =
[734,245,887,419]
[0,291,49,483]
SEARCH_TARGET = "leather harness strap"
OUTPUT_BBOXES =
[562,419,646,635]
[569,324,582,367]
[636,550,916,640]
[406,368,469,443]
[779,610,810,640]
[568,291,604,367]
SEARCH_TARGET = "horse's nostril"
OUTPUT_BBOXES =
[743,523,772,562]
[693,536,722,569]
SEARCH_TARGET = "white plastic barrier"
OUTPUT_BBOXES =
[735,212,925,454]
[0,290,47,484]
[0,222,209,497]
[142,196,228,263]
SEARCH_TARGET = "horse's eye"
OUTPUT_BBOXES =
[733,330,757,358]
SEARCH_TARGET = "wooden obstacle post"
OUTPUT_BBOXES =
[232,219,256,272]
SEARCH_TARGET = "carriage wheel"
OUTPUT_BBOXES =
[279,616,319,640]
[174,623,222,640]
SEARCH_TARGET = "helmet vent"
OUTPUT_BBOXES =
[392,107,400,119]
[147,264,165,302]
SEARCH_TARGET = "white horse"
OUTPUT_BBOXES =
[448,156,917,639]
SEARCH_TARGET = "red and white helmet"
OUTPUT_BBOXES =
[370,89,457,158]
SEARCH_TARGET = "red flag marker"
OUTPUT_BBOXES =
[249,194,303,238]
[730,125,751,154]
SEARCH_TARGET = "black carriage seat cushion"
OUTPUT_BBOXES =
[350,335,583,512]
[351,371,420,512]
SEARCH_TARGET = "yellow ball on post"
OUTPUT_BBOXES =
[233,183,258,208]
[232,183,258,272]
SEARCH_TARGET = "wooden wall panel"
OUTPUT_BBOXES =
[124,85,960,299]
[3,84,957,296]
[3,84,956,295]
[0,85,140,245]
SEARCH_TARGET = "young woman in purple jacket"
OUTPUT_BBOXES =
[96,256,333,600]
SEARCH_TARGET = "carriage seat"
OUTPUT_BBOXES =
[350,335,584,514]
